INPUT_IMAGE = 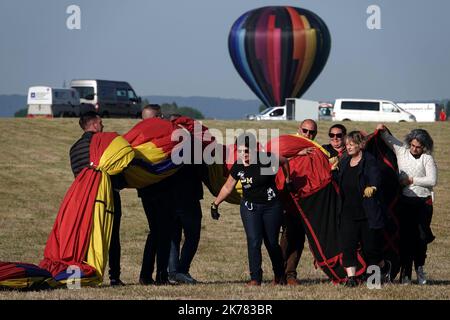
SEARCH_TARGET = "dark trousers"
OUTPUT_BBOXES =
[240,200,284,282]
[399,195,434,277]
[139,193,175,281]
[280,207,306,280]
[339,218,384,267]
[169,201,202,275]
[109,190,122,280]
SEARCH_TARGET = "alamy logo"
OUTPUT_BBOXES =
[66,5,81,30]
[367,5,381,30]
[66,265,81,289]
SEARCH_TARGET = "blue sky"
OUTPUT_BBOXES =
[1,0,449,102]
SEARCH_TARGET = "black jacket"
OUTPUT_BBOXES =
[337,151,386,229]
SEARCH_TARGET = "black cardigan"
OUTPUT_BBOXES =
[337,151,386,229]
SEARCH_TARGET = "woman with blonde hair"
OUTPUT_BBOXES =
[337,131,391,287]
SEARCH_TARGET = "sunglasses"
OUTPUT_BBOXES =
[328,133,343,138]
[301,128,317,135]
[237,149,249,154]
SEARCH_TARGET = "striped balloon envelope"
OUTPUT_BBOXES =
[228,6,331,107]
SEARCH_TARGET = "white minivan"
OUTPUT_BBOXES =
[332,99,416,122]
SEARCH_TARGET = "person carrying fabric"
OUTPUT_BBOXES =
[69,111,126,286]
[279,119,317,285]
[167,113,204,284]
[210,132,292,286]
[137,106,176,285]
[337,131,391,287]
[376,124,437,285]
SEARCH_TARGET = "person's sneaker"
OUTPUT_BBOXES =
[175,273,197,285]
[401,275,411,285]
[245,280,261,286]
[168,273,178,285]
[416,266,427,285]
[110,279,126,286]
[344,276,358,288]
[286,277,301,286]
[138,277,154,285]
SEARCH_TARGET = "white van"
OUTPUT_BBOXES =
[27,86,80,118]
[70,79,142,118]
[332,99,416,122]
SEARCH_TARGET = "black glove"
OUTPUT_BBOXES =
[285,181,296,194]
[211,202,220,220]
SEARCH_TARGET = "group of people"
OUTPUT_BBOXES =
[70,105,203,286]
[212,119,438,287]
[70,111,438,288]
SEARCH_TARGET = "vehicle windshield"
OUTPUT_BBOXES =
[395,103,406,112]
[260,107,273,115]
[72,86,95,100]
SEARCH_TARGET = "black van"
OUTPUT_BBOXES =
[71,79,142,118]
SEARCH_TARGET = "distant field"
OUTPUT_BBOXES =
[0,118,449,300]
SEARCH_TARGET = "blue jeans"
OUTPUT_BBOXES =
[168,201,202,275]
[240,199,284,282]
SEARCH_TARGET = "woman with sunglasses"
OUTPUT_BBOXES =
[210,132,291,286]
[322,124,347,158]
[322,124,348,174]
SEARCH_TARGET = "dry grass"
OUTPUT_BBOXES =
[0,118,449,300]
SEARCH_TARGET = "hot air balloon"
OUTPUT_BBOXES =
[228,6,331,107]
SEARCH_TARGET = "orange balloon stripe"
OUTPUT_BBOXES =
[287,7,306,97]
[293,16,317,97]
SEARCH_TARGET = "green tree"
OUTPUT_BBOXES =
[159,102,204,119]
[14,108,28,117]
[177,106,205,119]
[161,102,178,115]
[140,98,150,108]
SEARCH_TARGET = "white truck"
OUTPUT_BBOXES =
[396,103,436,122]
[27,86,80,118]
[249,99,319,121]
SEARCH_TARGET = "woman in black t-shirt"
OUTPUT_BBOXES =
[211,133,292,286]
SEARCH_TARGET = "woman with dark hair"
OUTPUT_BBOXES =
[338,131,391,287]
[377,124,437,285]
[322,124,347,158]
[211,132,291,285]
[322,124,348,176]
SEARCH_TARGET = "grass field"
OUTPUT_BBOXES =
[0,118,449,300]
